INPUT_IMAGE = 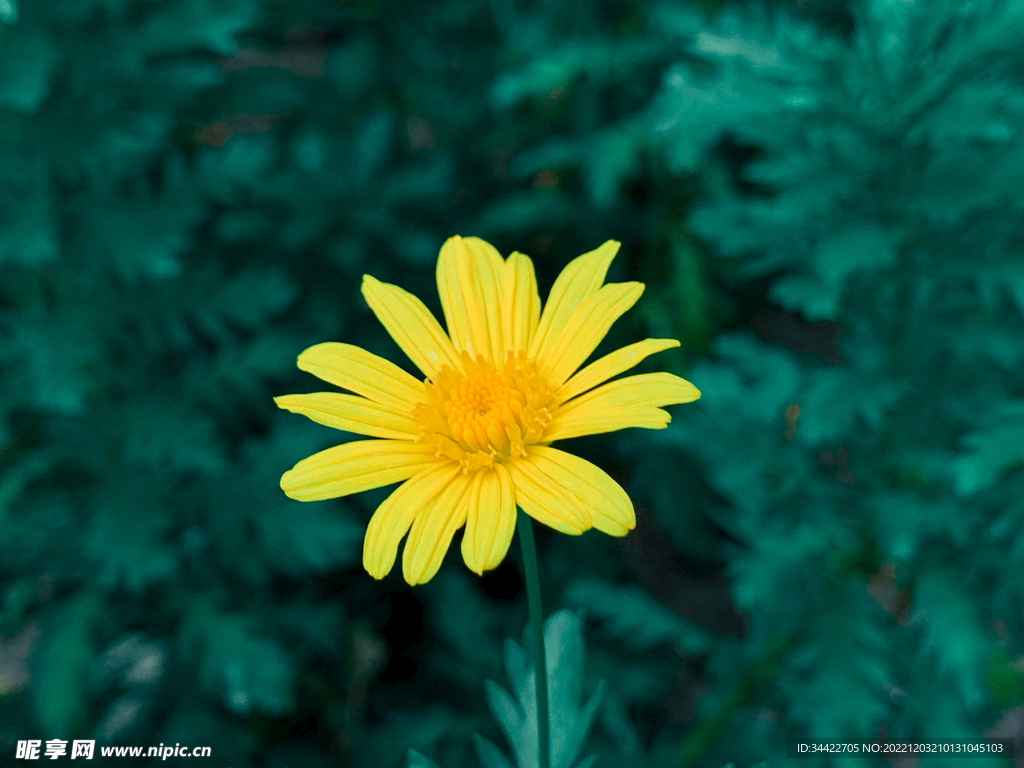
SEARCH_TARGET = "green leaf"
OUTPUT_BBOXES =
[362,707,460,768]
[353,110,397,186]
[667,230,714,352]
[479,610,604,768]
[70,188,203,282]
[0,453,56,525]
[866,491,960,563]
[771,225,902,320]
[770,275,844,322]
[491,46,589,109]
[473,735,515,768]
[475,192,574,236]
[406,748,443,768]
[182,599,294,716]
[257,503,364,574]
[0,159,58,266]
[190,335,299,404]
[87,474,178,592]
[118,396,226,474]
[0,0,17,23]
[32,593,100,735]
[953,401,1024,495]
[730,524,838,616]
[586,124,643,209]
[200,267,298,337]
[985,648,1024,709]
[783,583,891,737]
[198,135,277,202]
[0,26,57,112]
[8,308,105,414]
[324,36,378,102]
[913,571,993,707]
[797,367,905,447]
[565,578,713,653]
[139,0,256,57]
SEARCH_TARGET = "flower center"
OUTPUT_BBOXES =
[444,371,524,453]
[414,351,558,471]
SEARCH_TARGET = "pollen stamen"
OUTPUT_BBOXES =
[413,351,556,470]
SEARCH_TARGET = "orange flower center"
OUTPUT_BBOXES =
[444,371,524,453]
[413,351,558,471]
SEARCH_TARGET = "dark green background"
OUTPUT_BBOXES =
[1,0,1023,766]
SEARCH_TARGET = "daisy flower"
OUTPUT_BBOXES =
[276,237,700,585]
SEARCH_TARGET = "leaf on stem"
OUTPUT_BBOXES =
[474,610,604,768]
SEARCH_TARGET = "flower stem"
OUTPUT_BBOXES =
[517,509,550,768]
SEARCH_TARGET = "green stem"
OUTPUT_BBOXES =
[517,509,550,768]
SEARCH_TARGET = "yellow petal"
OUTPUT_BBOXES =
[363,462,462,580]
[529,240,619,358]
[557,338,680,404]
[274,393,420,440]
[297,342,426,412]
[436,236,505,365]
[545,372,700,441]
[543,406,672,442]
[280,440,439,501]
[537,281,645,385]
[361,275,462,378]
[501,252,541,353]
[507,456,590,535]
[524,446,635,536]
[461,464,516,575]
[402,469,474,585]
[563,372,701,409]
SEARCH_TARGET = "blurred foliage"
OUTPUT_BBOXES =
[0,0,1022,766]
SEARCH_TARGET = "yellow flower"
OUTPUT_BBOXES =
[276,237,700,585]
